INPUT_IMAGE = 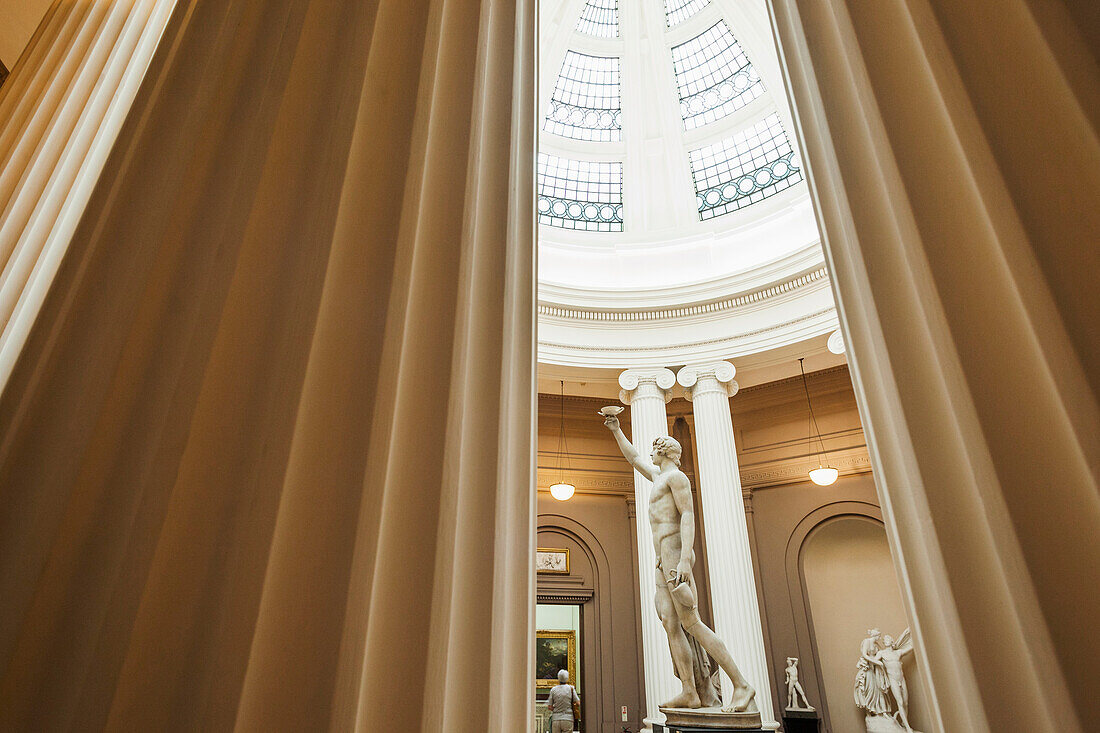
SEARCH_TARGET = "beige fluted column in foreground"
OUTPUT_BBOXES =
[678,362,777,729]
[770,0,1099,730]
[619,367,678,730]
[0,0,179,390]
[0,0,535,730]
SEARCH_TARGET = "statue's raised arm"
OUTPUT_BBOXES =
[601,414,659,481]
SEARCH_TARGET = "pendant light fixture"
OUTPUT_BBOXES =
[549,380,576,501]
[798,358,839,486]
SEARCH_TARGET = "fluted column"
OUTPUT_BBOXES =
[771,0,1098,729]
[0,0,179,390]
[678,361,777,729]
[0,0,535,729]
[619,366,677,730]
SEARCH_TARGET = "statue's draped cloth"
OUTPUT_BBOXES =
[853,637,891,714]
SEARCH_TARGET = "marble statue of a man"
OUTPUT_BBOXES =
[603,414,757,714]
[875,633,915,730]
[785,657,814,711]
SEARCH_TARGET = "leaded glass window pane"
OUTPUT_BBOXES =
[665,0,710,28]
[544,52,622,142]
[672,22,764,130]
[688,113,803,219]
[576,0,618,39]
[537,153,624,232]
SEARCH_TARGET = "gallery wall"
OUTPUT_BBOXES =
[0,0,53,72]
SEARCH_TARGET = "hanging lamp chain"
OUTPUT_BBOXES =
[558,380,570,484]
[798,359,833,467]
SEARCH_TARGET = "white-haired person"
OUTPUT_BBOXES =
[546,669,580,732]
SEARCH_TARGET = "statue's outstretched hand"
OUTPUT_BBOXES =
[603,415,619,430]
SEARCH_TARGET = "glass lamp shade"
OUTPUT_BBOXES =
[808,466,839,486]
[549,482,576,501]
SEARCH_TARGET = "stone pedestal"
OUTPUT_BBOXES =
[656,706,764,731]
[781,709,820,733]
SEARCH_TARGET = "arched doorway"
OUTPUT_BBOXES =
[799,516,932,733]
[536,513,642,733]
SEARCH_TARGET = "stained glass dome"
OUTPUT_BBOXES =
[537,0,835,368]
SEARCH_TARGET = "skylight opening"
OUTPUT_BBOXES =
[576,0,618,39]
[537,153,624,232]
[665,0,710,28]
[689,113,803,219]
[544,52,622,142]
[672,22,764,130]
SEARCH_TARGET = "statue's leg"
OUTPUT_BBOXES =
[675,590,757,712]
[655,574,702,708]
[890,681,911,729]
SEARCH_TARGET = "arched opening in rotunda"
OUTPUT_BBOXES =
[534,2,919,730]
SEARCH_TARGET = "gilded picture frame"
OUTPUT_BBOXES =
[536,547,570,574]
[535,629,577,689]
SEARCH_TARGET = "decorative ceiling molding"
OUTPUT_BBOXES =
[539,266,827,322]
[741,452,872,490]
[537,589,596,604]
[540,306,836,354]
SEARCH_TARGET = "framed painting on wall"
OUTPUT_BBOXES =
[535,629,576,689]
[536,547,569,574]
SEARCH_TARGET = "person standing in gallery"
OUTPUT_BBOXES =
[546,669,581,732]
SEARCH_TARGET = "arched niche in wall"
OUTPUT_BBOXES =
[784,503,932,733]
[537,513,639,731]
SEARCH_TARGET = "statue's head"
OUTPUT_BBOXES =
[867,628,881,638]
[882,634,895,647]
[557,669,570,684]
[787,657,797,665]
[650,436,682,466]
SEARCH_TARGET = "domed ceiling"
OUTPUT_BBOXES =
[537,0,838,369]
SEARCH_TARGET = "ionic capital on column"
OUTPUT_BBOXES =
[618,367,676,406]
[676,361,739,401]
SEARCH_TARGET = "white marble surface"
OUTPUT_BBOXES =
[855,629,918,732]
[784,657,814,712]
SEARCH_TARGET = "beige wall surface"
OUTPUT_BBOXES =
[803,517,932,733]
[0,0,52,69]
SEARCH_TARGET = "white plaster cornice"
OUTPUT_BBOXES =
[537,240,838,368]
[539,266,827,322]
[539,305,838,368]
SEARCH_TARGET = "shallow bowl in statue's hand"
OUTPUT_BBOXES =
[598,406,623,417]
